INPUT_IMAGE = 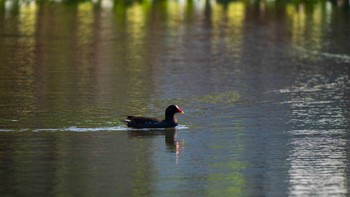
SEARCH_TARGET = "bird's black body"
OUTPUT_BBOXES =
[125,105,184,129]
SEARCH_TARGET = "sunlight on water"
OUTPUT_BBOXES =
[278,48,350,196]
[279,73,349,130]
[287,129,348,196]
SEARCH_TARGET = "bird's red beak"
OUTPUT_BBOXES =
[176,106,184,114]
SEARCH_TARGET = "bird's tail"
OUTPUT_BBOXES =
[124,116,134,123]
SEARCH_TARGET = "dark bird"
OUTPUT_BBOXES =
[125,105,184,128]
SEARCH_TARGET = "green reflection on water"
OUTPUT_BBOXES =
[193,91,240,105]
[206,153,246,196]
[206,123,246,196]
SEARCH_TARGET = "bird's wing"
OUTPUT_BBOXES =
[125,116,160,124]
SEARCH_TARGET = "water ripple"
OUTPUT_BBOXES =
[0,125,189,132]
[287,129,348,196]
[294,45,350,63]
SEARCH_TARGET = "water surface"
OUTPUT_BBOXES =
[0,0,350,196]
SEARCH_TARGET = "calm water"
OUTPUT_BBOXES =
[0,0,350,196]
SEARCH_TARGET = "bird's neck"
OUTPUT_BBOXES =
[165,113,176,122]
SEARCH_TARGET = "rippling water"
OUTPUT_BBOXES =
[0,0,349,196]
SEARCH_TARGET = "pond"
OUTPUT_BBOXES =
[0,0,350,196]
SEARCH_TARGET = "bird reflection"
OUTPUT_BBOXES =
[165,128,177,144]
[128,128,184,158]
[164,128,184,164]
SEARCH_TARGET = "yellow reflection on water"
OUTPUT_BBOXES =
[77,2,94,44]
[310,3,323,51]
[18,1,37,36]
[125,2,148,62]
[164,0,184,28]
[211,2,245,62]
[77,2,94,63]
[312,2,334,51]
[123,2,153,112]
[13,2,37,117]
[127,2,148,29]
[286,4,306,46]
[286,2,332,52]
[226,2,244,60]
[76,2,95,104]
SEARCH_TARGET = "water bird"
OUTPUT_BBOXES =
[125,105,184,128]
